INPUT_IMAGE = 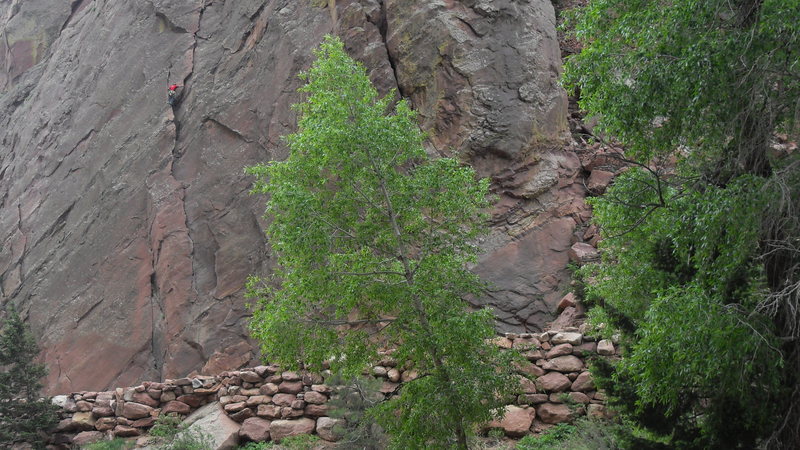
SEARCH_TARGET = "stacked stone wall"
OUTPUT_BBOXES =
[50,328,616,447]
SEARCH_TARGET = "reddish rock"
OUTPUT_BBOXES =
[239,417,271,441]
[568,392,592,404]
[121,402,153,419]
[401,370,419,382]
[95,417,117,431]
[223,401,247,413]
[92,405,114,417]
[535,372,572,392]
[311,384,331,394]
[304,404,329,417]
[230,408,255,422]
[132,392,160,408]
[257,404,281,419]
[183,403,240,449]
[177,394,203,408]
[543,355,584,372]
[571,371,595,392]
[545,343,573,359]
[246,395,271,406]
[518,376,538,394]
[131,416,156,428]
[303,391,327,404]
[270,418,316,442]
[552,310,582,333]
[538,403,572,424]
[281,406,304,419]
[512,336,540,350]
[551,332,583,346]
[281,371,301,382]
[387,368,401,382]
[487,406,536,437]
[557,292,577,312]
[587,170,614,193]
[162,400,191,415]
[291,399,306,410]
[573,342,597,355]
[587,403,608,418]
[278,381,303,394]
[8,0,574,393]
[147,389,162,399]
[160,391,177,402]
[520,393,549,404]
[568,243,600,265]
[516,360,546,378]
[259,383,279,396]
[240,371,263,383]
[72,431,104,446]
[114,425,141,437]
[272,393,296,407]
[597,339,615,356]
[76,400,93,412]
[380,382,399,394]
[316,417,345,442]
[491,336,513,349]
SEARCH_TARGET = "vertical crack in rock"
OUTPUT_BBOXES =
[230,1,268,54]
[59,0,88,33]
[149,269,164,374]
[376,0,402,97]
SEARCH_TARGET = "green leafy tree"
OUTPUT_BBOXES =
[246,36,517,449]
[0,308,58,447]
[564,0,800,448]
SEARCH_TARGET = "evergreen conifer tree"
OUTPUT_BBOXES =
[0,308,58,447]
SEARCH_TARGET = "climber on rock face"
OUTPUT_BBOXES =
[167,84,181,106]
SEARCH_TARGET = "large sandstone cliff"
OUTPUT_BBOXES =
[0,0,586,394]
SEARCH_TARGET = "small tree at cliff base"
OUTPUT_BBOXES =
[564,0,800,448]
[0,308,58,447]
[246,36,518,449]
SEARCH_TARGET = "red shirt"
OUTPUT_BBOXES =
[169,84,179,91]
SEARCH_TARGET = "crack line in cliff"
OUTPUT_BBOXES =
[229,1,268,54]
[59,0,87,33]
[202,116,268,150]
[377,0,403,98]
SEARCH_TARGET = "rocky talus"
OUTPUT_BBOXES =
[50,326,616,448]
[0,0,597,393]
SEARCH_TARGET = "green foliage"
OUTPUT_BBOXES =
[516,423,577,450]
[0,308,58,448]
[564,0,800,448]
[516,420,619,450]
[325,373,387,449]
[563,0,800,173]
[246,35,518,449]
[83,438,135,450]
[274,434,320,450]
[150,414,185,439]
[237,442,272,450]
[486,428,505,440]
[147,414,212,450]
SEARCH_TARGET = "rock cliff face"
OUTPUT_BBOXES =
[0,0,585,393]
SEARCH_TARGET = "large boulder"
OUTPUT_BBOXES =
[487,405,536,437]
[180,402,240,450]
[537,403,572,424]
[270,418,316,442]
[316,417,345,442]
[239,417,271,442]
[535,372,571,393]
